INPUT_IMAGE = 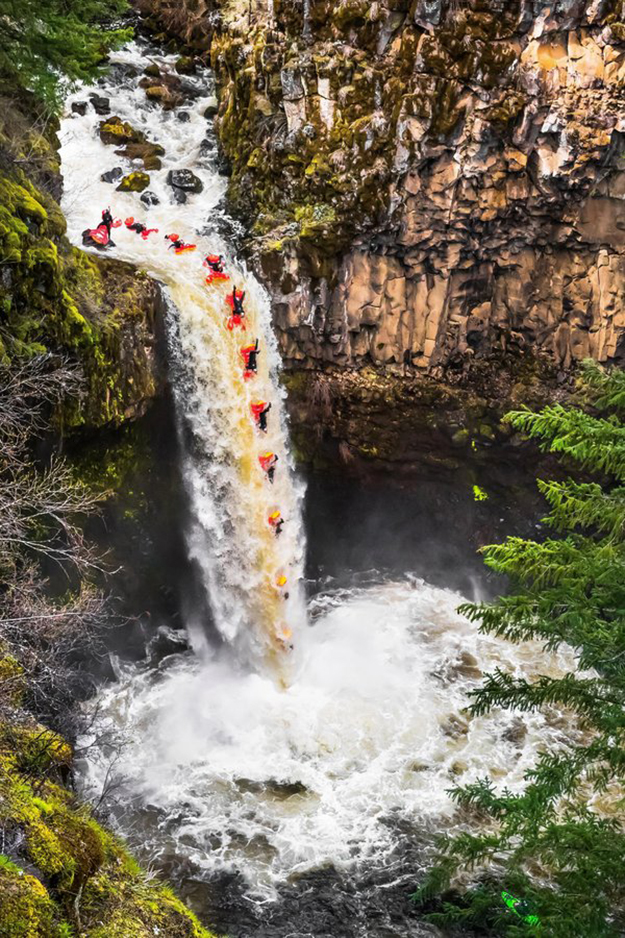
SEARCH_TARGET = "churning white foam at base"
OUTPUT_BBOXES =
[78,578,578,898]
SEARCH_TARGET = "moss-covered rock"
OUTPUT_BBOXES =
[0,93,162,429]
[99,116,146,146]
[116,171,151,192]
[114,141,165,170]
[0,716,216,937]
[175,55,196,74]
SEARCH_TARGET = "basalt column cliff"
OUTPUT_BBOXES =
[141,0,625,464]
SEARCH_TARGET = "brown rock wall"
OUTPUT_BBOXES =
[140,0,625,385]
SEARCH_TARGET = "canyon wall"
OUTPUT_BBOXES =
[0,92,163,429]
[142,0,625,382]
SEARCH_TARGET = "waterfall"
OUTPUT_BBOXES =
[60,35,582,935]
[59,42,307,682]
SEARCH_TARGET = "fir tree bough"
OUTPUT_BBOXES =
[0,0,132,108]
[414,361,625,937]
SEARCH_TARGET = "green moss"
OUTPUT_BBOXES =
[0,719,217,937]
[116,171,150,192]
[0,864,58,937]
[0,655,27,707]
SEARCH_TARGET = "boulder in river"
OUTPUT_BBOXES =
[101,166,124,184]
[143,83,184,111]
[148,625,189,664]
[115,141,165,171]
[140,190,160,206]
[89,94,111,115]
[71,101,88,116]
[116,171,150,193]
[143,63,161,78]
[99,116,145,146]
[203,102,218,120]
[175,55,196,75]
[167,169,203,194]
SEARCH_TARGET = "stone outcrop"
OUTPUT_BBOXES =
[140,0,625,388]
[0,93,163,428]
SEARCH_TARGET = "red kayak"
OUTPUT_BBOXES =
[82,215,121,250]
[206,270,230,285]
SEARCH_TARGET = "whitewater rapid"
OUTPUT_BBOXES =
[59,43,306,679]
[78,577,578,901]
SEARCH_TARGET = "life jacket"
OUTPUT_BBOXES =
[259,452,277,473]
[226,290,245,311]
[276,574,287,588]
[268,511,282,528]
[251,401,268,420]
[204,254,224,272]
[165,233,196,254]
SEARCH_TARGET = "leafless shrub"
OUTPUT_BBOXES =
[0,355,113,735]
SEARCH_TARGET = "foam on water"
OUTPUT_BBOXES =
[59,43,306,679]
[78,578,577,899]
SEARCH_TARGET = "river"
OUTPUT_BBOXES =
[59,36,575,938]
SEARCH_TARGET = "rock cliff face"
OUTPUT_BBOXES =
[0,91,163,428]
[142,0,625,381]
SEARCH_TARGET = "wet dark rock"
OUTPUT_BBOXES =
[115,141,165,171]
[199,200,245,249]
[71,101,88,116]
[140,190,160,206]
[175,55,196,75]
[177,80,204,101]
[234,778,308,798]
[148,625,189,663]
[177,111,191,123]
[502,717,528,747]
[89,94,110,115]
[167,169,203,194]
[203,103,218,120]
[101,167,124,184]
[144,63,161,78]
[171,188,187,204]
[199,138,215,157]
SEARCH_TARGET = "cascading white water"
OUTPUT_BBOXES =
[77,578,578,901]
[58,38,581,933]
[59,43,306,679]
